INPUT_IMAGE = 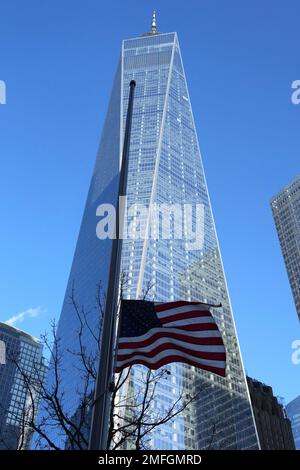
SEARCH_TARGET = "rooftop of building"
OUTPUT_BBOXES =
[123,11,176,44]
[270,174,300,205]
[0,321,41,346]
[247,376,274,395]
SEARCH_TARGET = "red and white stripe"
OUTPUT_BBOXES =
[116,301,226,377]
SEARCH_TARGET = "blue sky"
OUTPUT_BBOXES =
[0,0,299,404]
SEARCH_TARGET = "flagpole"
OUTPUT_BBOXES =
[89,80,136,450]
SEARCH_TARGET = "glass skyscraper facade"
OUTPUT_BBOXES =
[41,26,259,449]
[286,395,300,449]
[0,322,45,449]
[271,176,300,322]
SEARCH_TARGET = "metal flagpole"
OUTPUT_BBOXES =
[89,80,136,450]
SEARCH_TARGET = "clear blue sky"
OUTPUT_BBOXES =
[0,0,299,404]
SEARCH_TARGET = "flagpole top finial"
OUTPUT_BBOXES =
[151,10,157,34]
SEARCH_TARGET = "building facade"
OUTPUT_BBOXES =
[286,395,300,449]
[40,19,259,449]
[0,322,45,450]
[247,377,295,450]
[271,176,300,322]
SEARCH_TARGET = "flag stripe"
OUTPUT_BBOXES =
[154,301,204,312]
[116,355,226,377]
[119,336,225,355]
[156,304,213,319]
[117,349,226,369]
[162,317,214,327]
[159,310,212,323]
[170,323,218,331]
[117,342,226,362]
[118,328,223,349]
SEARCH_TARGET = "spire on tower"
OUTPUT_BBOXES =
[151,11,157,34]
[141,10,159,37]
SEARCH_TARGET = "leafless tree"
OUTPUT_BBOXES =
[0,280,215,450]
[108,366,205,450]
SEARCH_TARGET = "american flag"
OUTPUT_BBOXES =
[115,300,226,377]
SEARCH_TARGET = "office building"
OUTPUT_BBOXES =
[286,395,300,449]
[271,176,300,322]
[40,15,259,449]
[247,377,295,450]
[0,322,45,449]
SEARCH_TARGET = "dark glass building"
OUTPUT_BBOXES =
[247,377,295,450]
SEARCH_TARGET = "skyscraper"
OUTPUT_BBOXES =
[271,176,300,322]
[41,16,259,449]
[0,322,45,449]
[286,396,300,449]
[247,377,295,450]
